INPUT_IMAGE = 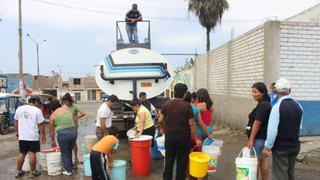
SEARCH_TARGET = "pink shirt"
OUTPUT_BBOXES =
[201,110,213,126]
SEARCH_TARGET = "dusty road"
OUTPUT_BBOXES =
[0,102,319,180]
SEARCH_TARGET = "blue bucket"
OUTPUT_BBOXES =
[83,154,91,176]
[111,160,126,180]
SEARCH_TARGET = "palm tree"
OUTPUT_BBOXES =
[188,0,229,51]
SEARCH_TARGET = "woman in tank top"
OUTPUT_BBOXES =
[49,97,77,176]
[196,88,214,137]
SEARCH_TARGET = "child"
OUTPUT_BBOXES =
[90,126,119,180]
[269,82,278,106]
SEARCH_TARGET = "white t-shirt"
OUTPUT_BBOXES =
[96,103,112,128]
[14,105,45,141]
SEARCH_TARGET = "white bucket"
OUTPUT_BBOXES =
[202,138,223,173]
[156,135,165,156]
[85,135,98,154]
[202,146,220,173]
[235,147,258,180]
[127,128,137,139]
[22,153,41,172]
[40,148,58,171]
[47,152,62,176]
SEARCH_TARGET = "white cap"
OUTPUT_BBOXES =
[275,78,291,91]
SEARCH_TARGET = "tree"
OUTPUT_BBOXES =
[188,0,229,51]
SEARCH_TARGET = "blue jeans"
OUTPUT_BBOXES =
[126,25,138,43]
[253,139,265,158]
[57,127,77,173]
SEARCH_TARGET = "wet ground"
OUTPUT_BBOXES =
[0,102,319,180]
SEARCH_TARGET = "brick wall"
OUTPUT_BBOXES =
[208,45,228,95]
[194,20,320,134]
[229,26,265,97]
[279,22,320,100]
[195,25,265,98]
[195,54,208,89]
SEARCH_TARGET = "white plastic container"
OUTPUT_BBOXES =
[40,147,57,171]
[202,138,223,173]
[22,153,41,172]
[127,128,137,139]
[47,152,62,176]
[156,135,165,156]
[202,146,221,173]
[235,147,258,180]
[85,135,98,154]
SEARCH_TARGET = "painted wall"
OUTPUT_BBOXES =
[4,74,33,94]
[299,101,320,136]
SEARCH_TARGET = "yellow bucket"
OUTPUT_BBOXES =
[189,152,211,178]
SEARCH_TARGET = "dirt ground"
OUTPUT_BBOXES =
[0,102,319,180]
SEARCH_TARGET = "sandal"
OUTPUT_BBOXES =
[29,170,41,178]
[15,170,25,178]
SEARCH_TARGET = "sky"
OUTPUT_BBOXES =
[0,0,319,80]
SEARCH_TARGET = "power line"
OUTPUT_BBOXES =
[32,0,260,22]
[49,0,188,11]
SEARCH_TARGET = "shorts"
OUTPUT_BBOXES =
[19,140,40,153]
[253,139,265,158]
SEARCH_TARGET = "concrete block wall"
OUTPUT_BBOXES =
[279,21,320,135]
[194,20,320,135]
[195,25,266,129]
[207,45,228,95]
[279,21,320,101]
[195,54,208,89]
[229,26,265,97]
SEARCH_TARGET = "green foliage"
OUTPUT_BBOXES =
[188,0,229,51]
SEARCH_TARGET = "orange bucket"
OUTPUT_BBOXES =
[130,135,152,176]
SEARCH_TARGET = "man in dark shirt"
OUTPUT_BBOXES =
[158,83,201,180]
[139,92,156,116]
[125,4,142,43]
[263,78,303,180]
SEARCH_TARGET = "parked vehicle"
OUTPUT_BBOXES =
[109,100,135,137]
[0,93,22,134]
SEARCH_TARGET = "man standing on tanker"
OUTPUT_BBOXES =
[125,3,142,43]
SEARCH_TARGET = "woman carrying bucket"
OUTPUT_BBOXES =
[246,82,272,180]
[61,93,87,168]
[49,95,78,176]
[184,92,213,151]
[196,89,214,137]
[129,99,156,145]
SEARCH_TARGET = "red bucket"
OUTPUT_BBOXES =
[130,135,152,176]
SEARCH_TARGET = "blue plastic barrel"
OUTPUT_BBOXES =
[83,154,91,176]
[111,160,126,180]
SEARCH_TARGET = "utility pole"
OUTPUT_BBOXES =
[57,65,62,99]
[18,0,25,96]
[27,34,46,76]
[27,34,46,94]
